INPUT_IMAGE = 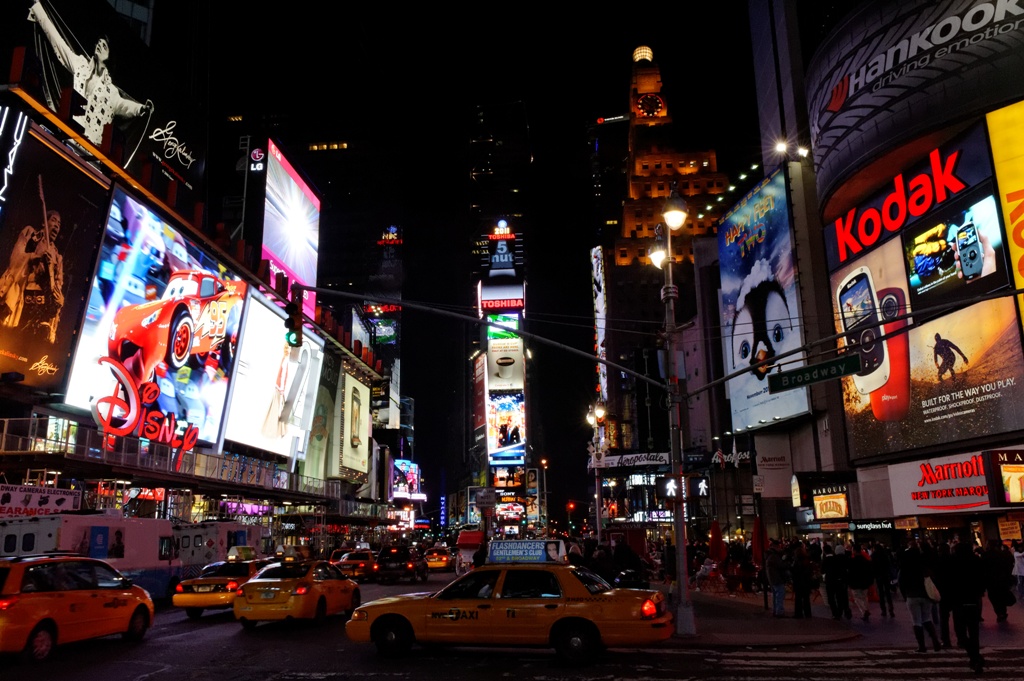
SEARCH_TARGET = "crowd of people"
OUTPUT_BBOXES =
[696,535,1021,674]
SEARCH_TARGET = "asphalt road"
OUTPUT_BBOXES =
[6,571,1024,681]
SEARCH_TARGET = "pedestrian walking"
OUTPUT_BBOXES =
[1013,540,1024,599]
[898,539,943,653]
[822,543,852,620]
[932,541,955,648]
[981,538,1015,622]
[871,542,896,617]
[764,540,789,617]
[848,543,874,621]
[790,541,814,619]
[947,539,986,673]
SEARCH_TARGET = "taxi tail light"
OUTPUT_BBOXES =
[226,580,239,592]
[357,562,365,568]
[372,564,379,572]
[175,583,185,593]
[235,588,245,596]
[293,583,311,596]
[0,595,19,610]
[640,598,658,619]
[406,562,414,570]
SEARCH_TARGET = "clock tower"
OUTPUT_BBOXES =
[630,45,670,123]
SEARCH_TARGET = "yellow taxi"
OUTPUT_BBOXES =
[330,549,377,583]
[345,540,673,660]
[172,547,270,619]
[233,557,361,630]
[0,554,155,662]
[423,546,455,572]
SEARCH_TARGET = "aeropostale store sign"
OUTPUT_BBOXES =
[889,451,992,516]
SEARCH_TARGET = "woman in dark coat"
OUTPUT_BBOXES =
[898,539,943,653]
[981,538,1014,623]
[947,539,986,672]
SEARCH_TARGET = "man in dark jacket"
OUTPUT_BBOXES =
[981,538,1014,623]
[764,541,789,617]
[822,543,852,620]
[948,539,986,672]
[871,542,896,617]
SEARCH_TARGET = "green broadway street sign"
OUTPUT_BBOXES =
[767,354,862,393]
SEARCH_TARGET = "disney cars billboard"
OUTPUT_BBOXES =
[65,186,249,445]
[108,269,246,383]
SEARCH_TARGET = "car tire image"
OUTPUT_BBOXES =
[346,590,362,620]
[123,606,150,642]
[373,616,414,655]
[314,597,328,624]
[166,308,195,370]
[240,618,258,631]
[185,608,203,620]
[553,621,599,663]
[22,622,56,663]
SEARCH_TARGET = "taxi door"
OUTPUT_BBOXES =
[314,563,348,615]
[423,568,503,644]
[493,568,565,645]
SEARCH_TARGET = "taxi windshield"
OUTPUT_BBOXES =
[344,552,372,561]
[258,564,309,579]
[570,566,613,594]
[199,562,251,578]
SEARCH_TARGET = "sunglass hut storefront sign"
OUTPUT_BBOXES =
[889,452,991,516]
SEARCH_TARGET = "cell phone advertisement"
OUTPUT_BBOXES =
[832,240,1024,460]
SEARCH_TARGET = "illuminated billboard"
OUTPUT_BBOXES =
[591,247,608,403]
[8,0,205,211]
[487,391,525,465]
[718,167,810,430]
[223,292,323,459]
[262,140,319,316]
[486,313,519,340]
[65,186,248,447]
[304,345,341,481]
[392,458,425,501]
[829,121,1024,461]
[0,111,107,393]
[340,373,371,477]
[486,337,524,392]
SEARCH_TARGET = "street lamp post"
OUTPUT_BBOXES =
[540,458,549,533]
[586,402,606,545]
[651,190,696,637]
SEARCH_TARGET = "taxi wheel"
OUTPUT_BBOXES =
[553,621,599,662]
[420,570,429,582]
[123,607,150,642]
[314,598,328,624]
[240,618,258,631]
[346,589,362,619]
[22,623,56,663]
[185,608,204,620]
[373,616,413,655]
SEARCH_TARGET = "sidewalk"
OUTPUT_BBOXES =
[652,584,1024,650]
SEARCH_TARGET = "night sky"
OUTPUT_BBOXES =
[153,2,764,524]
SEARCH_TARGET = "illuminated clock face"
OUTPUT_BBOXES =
[637,94,664,116]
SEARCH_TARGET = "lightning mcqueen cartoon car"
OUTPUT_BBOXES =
[108,270,247,382]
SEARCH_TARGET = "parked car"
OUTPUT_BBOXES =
[0,554,154,662]
[233,559,360,630]
[374,546,427,584]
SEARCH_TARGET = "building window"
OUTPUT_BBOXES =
[666,162,673,168]
[657,183,665,192]
[619,249,628,259]
[642,162,649,171]
[635,209,643,219]
[655,162,662,169]
[644,183,652,193]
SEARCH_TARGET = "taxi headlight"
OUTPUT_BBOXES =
[350,610,368,622]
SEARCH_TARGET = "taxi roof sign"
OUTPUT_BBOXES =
[227,546,256,561]
[487,540,566,564]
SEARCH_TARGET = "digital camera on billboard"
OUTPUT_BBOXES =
[836,266,889,395]
[955,221,984,280]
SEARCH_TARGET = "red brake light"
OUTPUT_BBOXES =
[0,595,19,610]
[235,588,244,596]
[641,599,658,619]
[226,580,239,592]
[373,564,379,571]
[406,562,414,570]
[175,583,184,593]
[357,562,365,568]
[293,583,310,596]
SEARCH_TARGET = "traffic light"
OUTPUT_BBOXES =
[284,301,303,347]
